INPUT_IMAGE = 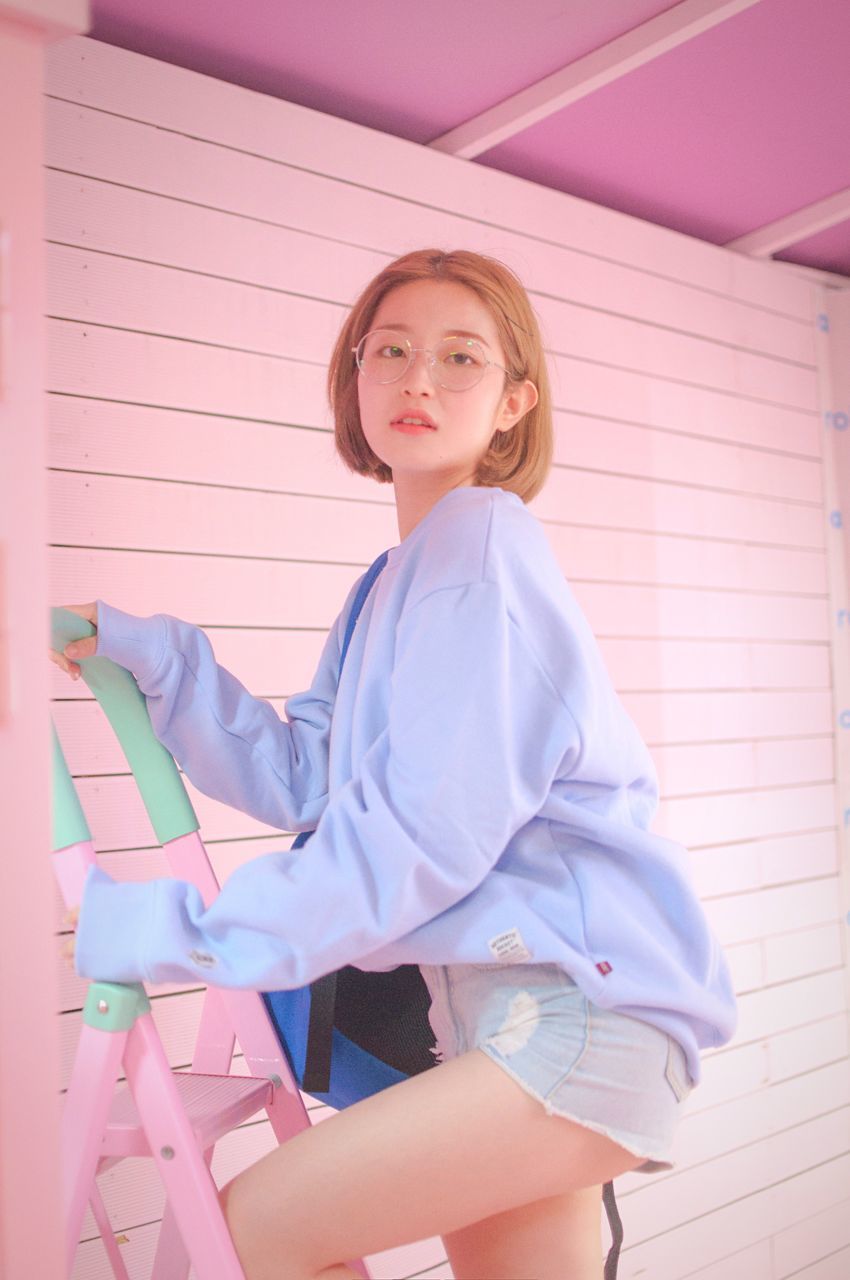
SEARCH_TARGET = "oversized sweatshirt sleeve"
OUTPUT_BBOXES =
[93,597,344,832]
[76,582,582,989]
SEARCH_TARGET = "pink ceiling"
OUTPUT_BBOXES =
[88,0,850,279]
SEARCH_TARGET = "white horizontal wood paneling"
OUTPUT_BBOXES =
[49,470,828,582]
[785,1251,850,1280]
[772,1198,850,1278]
[46,31,847,1280]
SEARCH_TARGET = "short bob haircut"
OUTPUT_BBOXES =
[327,248,553,504]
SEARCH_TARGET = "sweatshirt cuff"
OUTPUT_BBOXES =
[75,863,155,983]
[95,601,168,684]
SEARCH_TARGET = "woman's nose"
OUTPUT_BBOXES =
[400,349,434,394]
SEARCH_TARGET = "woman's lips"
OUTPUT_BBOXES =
[391,421,436,434]
[390,411,436,431]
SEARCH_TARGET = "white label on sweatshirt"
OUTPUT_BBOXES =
[487,927,531,963]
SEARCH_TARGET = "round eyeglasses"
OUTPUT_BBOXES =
[352,328,510,392]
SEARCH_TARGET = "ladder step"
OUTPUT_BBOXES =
[101,1072,275,1157]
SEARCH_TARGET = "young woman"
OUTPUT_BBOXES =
[53,249,737,1280]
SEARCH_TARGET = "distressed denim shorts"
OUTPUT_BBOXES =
[418,961,693,1173]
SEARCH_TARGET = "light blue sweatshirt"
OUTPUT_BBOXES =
[76,484,737,1085]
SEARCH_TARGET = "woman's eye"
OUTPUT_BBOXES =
[445,351,474,366]
[379,345,405,358]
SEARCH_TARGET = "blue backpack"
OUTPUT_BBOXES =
[261,548,624,1278]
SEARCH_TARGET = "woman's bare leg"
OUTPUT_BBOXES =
[219,1048,644,1280]
[442,1185,604,1279]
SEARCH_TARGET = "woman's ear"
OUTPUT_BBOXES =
[497,379,539,432]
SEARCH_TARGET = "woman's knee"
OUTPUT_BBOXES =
[443,1186,604,1280]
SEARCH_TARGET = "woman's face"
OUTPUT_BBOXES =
[356,279,537,490]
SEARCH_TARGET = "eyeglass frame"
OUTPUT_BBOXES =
[351,328,513,392]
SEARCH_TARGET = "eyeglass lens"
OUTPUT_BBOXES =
[356,329,489,389]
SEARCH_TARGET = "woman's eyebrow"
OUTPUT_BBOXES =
[378,322,491,348]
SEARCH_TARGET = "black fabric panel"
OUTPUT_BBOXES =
[333,965,439,1076]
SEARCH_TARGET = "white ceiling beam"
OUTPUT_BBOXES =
[725,186,850,257]
[428,0,763,159]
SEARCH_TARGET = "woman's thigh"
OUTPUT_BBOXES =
[423,961,689,1173]
[220,1047,643,1280]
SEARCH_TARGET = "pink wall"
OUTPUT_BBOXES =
[45,31,849,1280]
[0,5,87,1279]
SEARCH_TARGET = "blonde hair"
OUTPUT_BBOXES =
[327,248,553,503]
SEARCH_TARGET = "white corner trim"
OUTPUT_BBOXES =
[427,0,763,159]
[726,186,850,259]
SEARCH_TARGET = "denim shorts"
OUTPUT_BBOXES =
[418,961,693,1174]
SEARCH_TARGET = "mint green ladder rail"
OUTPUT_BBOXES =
[50,607,199,849]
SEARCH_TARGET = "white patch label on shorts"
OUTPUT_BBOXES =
[487,927,531,963]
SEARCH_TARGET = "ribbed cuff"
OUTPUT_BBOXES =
[95,601,168,684]
[75,863,155,983]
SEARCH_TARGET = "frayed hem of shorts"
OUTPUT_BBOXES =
[476,1044,675,1175]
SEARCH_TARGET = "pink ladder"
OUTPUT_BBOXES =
[51,607,372,1280]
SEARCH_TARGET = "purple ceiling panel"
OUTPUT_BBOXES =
[478,0,850,264]
[89,0,677,142]
[87,0,850,277]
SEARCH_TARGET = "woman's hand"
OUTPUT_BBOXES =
[61,907,79,969]
[49,602,98,681]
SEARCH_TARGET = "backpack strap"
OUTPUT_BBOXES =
[337,550,390,679]
[302,549,390,1093]
[603,1180,623,1278]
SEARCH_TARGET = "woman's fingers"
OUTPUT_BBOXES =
[48,636,96,680]
[50,602,99,679]
[63,635,98,662]
[61,907,79,969]
[63,602,98,626]
[48,647,81,680]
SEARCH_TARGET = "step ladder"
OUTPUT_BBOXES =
[51,607,373,1280]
